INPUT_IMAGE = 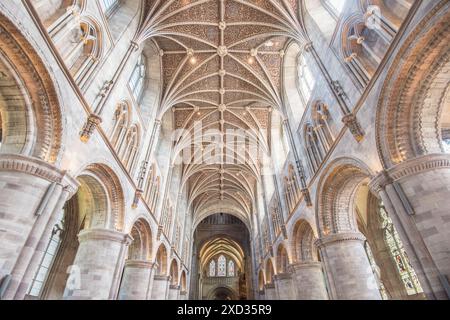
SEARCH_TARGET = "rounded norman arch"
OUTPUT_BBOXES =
[155,243,168,276]
[128,218,153,261]
[292,219,319,263]
[76,163,125,231]
[316,157,374,237]
[376,1,450,169]
[0,12,63,163]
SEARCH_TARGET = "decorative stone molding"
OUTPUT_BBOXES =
[315,232,366,248]
[369,154,450,192]
[0,17,63,163]
[170,285,181,290]
[78,228,133,245]
[0,154,79,192]
[290,262,322,271]
[273,272,292,281]
[154,275,171,281]
[124,260,154,269]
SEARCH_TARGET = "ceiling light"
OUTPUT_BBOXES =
[248,57,255,64]
[265,40,274,47]
[190,56,197,64]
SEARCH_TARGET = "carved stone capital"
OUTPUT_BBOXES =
[273,272,292,281]
[290,261,323,272]
[0,154,79,194]
[368,170,393,193]
[315,232,366,248]
[124,260,154,269]
[78,228,133,245]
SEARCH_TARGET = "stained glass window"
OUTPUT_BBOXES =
[228,260,235,277]
[379,204,423,295]
[209,260,216,277]
[218,255,226,277]
[364,241,389,300]
[28,210,65,297]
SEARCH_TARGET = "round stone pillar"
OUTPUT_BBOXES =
[291,262,329,300]
[168,284,180,300]
[63,228,132,300]
[151,275,171,300]
[274,273,296,300]
[316,232,382,300]
[118,260,154,300]
[258,290,266,300]
[0,154,78,300]
[264,283,277,300]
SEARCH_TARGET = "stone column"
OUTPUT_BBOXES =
[369,157,450,300]
[264,283,277,300]
[258,290,266,300]
[0,154,78,300]
[274,273,296,300]
[118,260,154,300]
[317,232,382,300]
[63,228,132,300]
[168,284,180,300]
[179,290,188,300]
[291,262,329,300]
[151,275,170,300]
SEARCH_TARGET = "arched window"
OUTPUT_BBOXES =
[228,260,235,277]
[129,54,147,104]
[313,102,334,152]
[111,102,130,148]
[364,241,389,300]
[379,204,423,295]
[209,260,216,277]
[324,0,346,16]
[121,125,140,173]
[28,210,65,297]
[305,123,324,173]
[297,54,315,104]
[218,255,226,277]
[58,20,101,86]
[101,0,120,16]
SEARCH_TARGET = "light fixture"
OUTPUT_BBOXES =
[248,56,255,64]
[265,40,274,47]
[190,56,197,64]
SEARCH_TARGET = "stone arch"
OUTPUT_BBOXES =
[265,259,275,284]
[292,219,319,263]
[275,243,289,274]
[155,243,168,276]
[376,1,450,168]
[128,218,153,261]
[316,157,374,236]
[76,163,125,231]
[258,269,265,291]
[180,270,187,292]
[169,259,179,286]
[0,12,63,163]
[206,286,238,300]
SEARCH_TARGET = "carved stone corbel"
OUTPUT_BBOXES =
[79,113,102,142]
